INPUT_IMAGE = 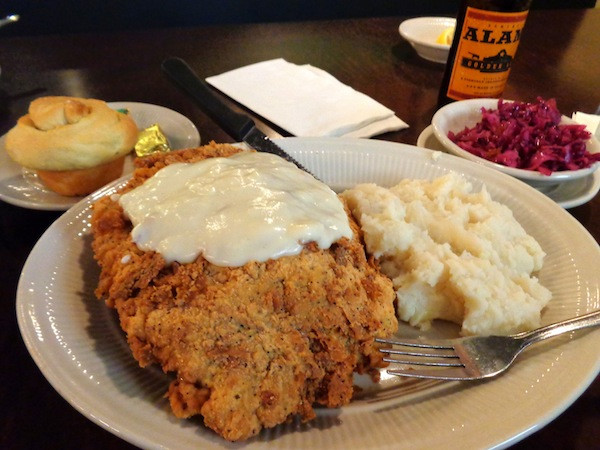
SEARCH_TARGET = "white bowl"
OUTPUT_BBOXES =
[431,98,600,187]
[399,17,455,64]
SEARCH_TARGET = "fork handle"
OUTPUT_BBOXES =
[519,309,600,347]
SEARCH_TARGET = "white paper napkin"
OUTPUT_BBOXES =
[572,111,600,138]
[206,59,408,138]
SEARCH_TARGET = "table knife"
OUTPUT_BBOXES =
[161,57,312,175]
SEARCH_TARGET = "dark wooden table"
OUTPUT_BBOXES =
[1,8,598,449]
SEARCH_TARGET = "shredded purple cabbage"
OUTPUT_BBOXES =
[448,98,600,175]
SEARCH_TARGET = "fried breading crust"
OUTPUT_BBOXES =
[91,143,397,441]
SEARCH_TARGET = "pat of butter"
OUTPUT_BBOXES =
[436,27,455,45]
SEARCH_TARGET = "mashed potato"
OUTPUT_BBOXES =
[341,173,552,336]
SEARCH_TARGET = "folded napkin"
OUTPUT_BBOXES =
[206,59,408,138]
[572,111,600,138]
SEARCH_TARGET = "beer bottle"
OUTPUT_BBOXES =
[438,0,533,106]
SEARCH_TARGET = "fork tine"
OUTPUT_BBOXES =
[380,347,463,367]
[382,357,464,367]
[377,337,485,380]
[376,337,453,349]
[376,337,467,371]
[385,366,479,381]
[380,348,459,359]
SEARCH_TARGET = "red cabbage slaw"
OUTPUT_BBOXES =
[448,98,600,175]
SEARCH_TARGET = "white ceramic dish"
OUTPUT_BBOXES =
[399,17,455,63]
[417,124,600,209]
[416,124,447,151]
[0,102,200,211]
[431,98,600,187]
[17,137,600,449]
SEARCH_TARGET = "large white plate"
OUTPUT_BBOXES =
[417,124,600,209]
[0,102,200,211]
[17,137,600,449]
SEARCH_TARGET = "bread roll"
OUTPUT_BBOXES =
[36,156,126,197]
[6,97,138,171]
[5,96,138,196]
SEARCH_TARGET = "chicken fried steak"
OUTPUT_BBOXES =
[91,143,397,441]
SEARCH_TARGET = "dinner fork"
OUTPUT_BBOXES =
[377,310,600,381]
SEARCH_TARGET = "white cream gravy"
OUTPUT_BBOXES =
[119,152,352,266]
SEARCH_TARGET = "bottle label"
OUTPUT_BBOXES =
[446,7,528,100]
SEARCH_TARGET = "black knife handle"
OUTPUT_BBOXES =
[161,57,255,141]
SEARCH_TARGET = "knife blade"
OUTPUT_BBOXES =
[161,57,313,175]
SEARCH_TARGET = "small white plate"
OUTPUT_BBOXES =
[417,124,600,209]
[431,98,600,187]
[0,102,200,211]
[399,17,455,63]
